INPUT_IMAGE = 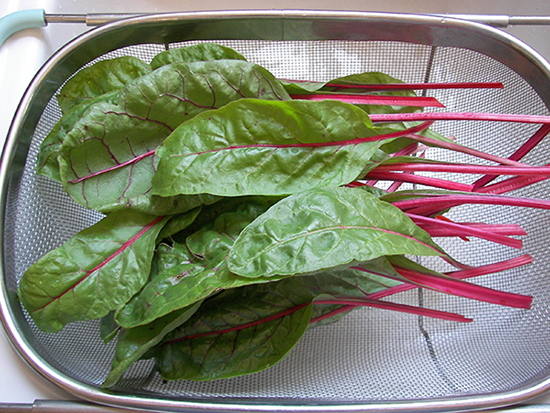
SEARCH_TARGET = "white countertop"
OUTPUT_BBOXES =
[2,0,550,411]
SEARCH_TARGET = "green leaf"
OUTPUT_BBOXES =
[57,56,152,113]
[58,60,289,214]
[37,91,119,182]
[17,211,168,333]
[150,43,247,69]
[227,187,444,278]
[281,79,325,94]
[99,312,120,344]
[116,204,280,329]
[172,196,284,243]
[155,206,203,244]
[155,278,314,381]
[103,301,202,388]
[152,99,384,197]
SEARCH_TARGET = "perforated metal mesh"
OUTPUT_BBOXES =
[4,38,550,408]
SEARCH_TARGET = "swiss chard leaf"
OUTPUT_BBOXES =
[57,56,152,113]
[155,206,203,244]
[151,266,405,382]
[100,312,120,344]
[37,91,119,182]
[150,43,247,69]
[17,211,168,333]
[58,60,289,214]
[227,187,444,278]
[116,204,282,329]
[103,301,202,388]
[152,99,384,197]
[155,277,314,381]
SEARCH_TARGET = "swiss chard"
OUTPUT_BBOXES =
[150,43,247,69]
[227,187,444,278]
[18,211,168,333]
[19,43,549,387]
[152,99,432,197]
[116,204,285,329]
[154,277,316,381]
[58,60,290,214]
[57,56,152,113]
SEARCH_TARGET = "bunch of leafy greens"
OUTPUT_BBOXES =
[18,43,534,388]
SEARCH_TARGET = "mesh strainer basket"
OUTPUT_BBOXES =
[2,10,550,413]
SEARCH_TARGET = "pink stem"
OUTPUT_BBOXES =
[282,79,503,91]
[419,222,527,237]
[324,82,504,91]
[386,180,405,193]
[370,112,550,124]
[290,93,445,107]
[473,124,550,189]
[392,142,420,157]
[407,213,522,249]
[408,134,528,167]
[365,170,474,192]
[391,193,550,215]
[475,174,550,195]
[366,254,533,300]
[374,163,550,176]
[388,266,531,309]
[313,299,471,322]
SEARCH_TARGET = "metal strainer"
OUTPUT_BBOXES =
[2,10,550,413]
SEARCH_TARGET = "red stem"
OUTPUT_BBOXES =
[382,265,532,309]
[370,112,550,124]
[290,93,445,107]
[166,302,311,343]
[419,222,527,237]
[391,193,550,215]
[407,213,522,249]
[365,170,474,192]
[474,174,550,195]
[366,254,533,300]
[314,254,532,324]
[313,299,471,322]
[374,162,550,176]
[323,82,504,91]
[407,134,528,167]
[282,79,503,91]
[473,124,550,189]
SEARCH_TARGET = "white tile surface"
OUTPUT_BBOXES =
[2,0,550,410]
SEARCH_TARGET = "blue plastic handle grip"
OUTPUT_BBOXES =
[0,9,46,48]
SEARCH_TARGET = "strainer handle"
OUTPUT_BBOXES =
[0,9,46,48]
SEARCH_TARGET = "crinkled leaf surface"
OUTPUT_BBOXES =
[103,301,202,388]
[172,196,284,243]
[152,99,384,197]
[58,60,288,214]
[57,56,152,113]
[150,43,247,69]
[116,204,281,329]
[155,277,314,381]
[227,187,444,278]
[17,211,168,333]
[37,91,119,182]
